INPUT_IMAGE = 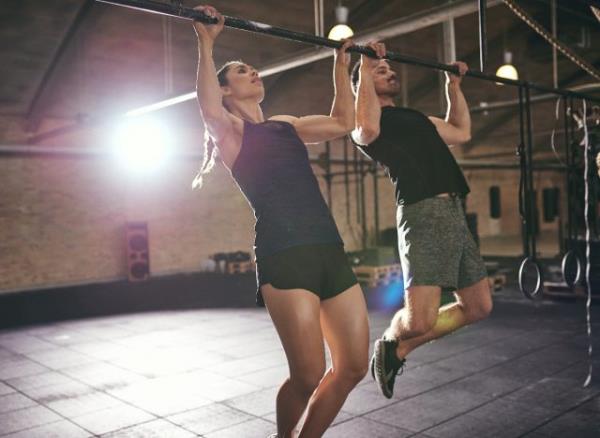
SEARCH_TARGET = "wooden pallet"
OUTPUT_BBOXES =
[352,264,402,288]
[226,260,256,274]
[488,274,507,292]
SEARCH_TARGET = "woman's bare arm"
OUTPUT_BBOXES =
[271,40,355,144]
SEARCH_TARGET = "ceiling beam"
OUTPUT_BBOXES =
[28,0,501,143]
[470,83,600,114]
[347,0,396,28]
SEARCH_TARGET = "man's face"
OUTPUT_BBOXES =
[371,60,400,97]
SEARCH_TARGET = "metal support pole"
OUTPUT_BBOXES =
[524,84,537,259]
[442,16,457,63]
[478,0,488,71]
[563,96,574,246]
[359,156,367,249]
[400,62,409,107]
[518,86,529,258]
[551,0,558,88]
[343,137,351,223]
[372,163,380,246]
[568,95,580,238]
[353,147,361,224]
[325,141,332,208]
[441,12,457,112]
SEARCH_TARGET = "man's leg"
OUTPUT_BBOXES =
[387,195,493,358]
[372,279,492,398]
[373,285,440,398]
[384,285,441,341]
[373,196,492,397]
[385,278,492,359]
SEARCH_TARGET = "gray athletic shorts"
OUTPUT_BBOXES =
[396,194,488,292]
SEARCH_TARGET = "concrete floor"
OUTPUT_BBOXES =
[0,288,599,437]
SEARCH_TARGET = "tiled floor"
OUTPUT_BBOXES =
[0,289,599,437]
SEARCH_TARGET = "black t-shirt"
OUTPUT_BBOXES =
[356,106,470,205]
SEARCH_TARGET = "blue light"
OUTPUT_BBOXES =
[367,277,405,311]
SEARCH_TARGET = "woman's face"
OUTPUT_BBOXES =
[222,62,265,103]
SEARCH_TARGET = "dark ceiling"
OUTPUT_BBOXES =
[0,0,598,153]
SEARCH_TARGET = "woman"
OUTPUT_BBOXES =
[192,5,369,438]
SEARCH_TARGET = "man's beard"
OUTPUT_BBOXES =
[383,85,400,97]
[385,78,401,96]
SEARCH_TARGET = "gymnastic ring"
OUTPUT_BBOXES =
[518,257,542,299]
[561,250,582,287]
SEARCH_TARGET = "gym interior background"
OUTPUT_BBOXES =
[1,0,598,294]
[0,1,599,437]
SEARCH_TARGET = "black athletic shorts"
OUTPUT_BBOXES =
[255,243,358,307]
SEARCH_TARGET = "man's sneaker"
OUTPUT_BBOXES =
[373,338,406,399]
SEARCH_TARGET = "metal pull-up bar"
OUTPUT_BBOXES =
[96,0,600,104]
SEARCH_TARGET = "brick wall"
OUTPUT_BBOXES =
[465,168,565,238]
[0,134,388,293]
[0,149,261,292]
[0,64,567,293]
[0,127,566,293]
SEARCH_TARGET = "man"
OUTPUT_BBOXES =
[351,43,493,399]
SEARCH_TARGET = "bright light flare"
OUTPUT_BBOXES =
[328,24,354,41]
[111,117,171,172]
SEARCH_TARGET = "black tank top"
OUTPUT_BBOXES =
[231,120,343,260]
[355,106,470,205]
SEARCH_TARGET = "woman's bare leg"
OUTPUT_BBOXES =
[298,284,369,437]
[261,284,326,438]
